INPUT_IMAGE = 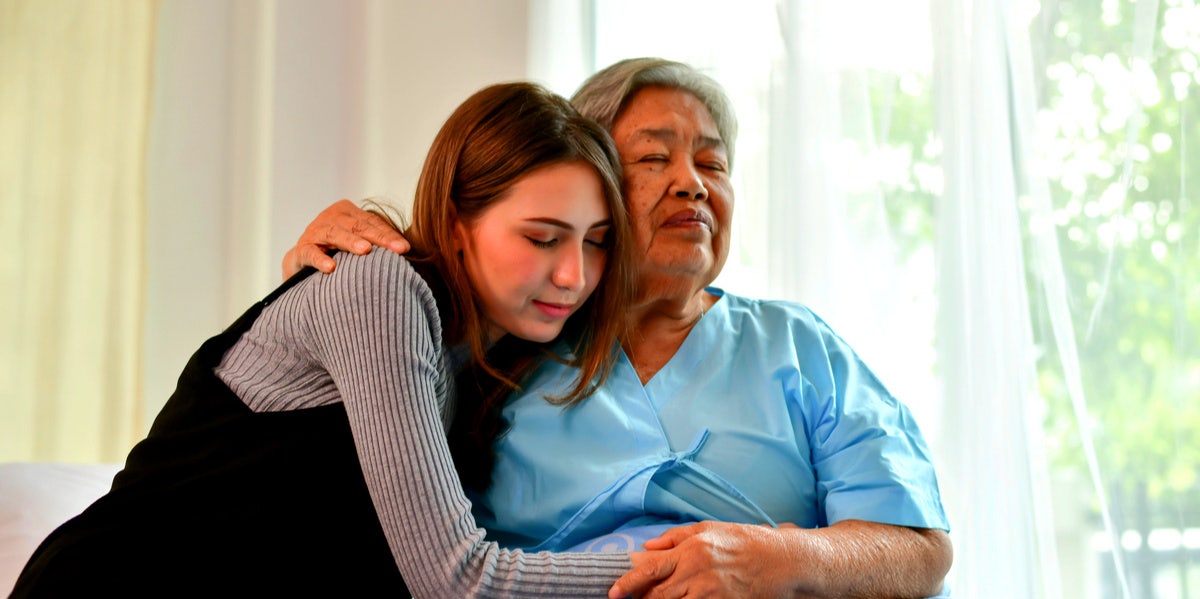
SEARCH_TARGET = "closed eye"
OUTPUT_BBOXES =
[586,225,612,249]
[527,236,558,249]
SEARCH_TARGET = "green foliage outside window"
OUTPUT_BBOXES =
[1030,0,1199,528]
[871,0,1199,530]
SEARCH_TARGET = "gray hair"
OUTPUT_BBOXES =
[570,57,738,169]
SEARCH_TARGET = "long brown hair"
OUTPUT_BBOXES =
[402,82,633,488]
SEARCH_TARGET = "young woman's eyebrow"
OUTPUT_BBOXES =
[525,217,613,230]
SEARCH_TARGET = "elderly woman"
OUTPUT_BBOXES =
[287,58,953,598]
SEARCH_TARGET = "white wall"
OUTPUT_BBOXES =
[143,0,529,425]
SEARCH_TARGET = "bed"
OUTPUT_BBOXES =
[0,462,122,594]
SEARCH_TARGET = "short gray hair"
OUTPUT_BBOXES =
[570,57,738,169]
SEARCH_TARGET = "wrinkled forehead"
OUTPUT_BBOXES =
[614,87,726,151]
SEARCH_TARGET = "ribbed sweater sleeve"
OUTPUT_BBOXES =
[218,248,631,597]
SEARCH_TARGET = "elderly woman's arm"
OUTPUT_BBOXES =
[611,520,951,599]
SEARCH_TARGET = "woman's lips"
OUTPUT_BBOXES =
[533,300,573,318]
[662,209,713,230]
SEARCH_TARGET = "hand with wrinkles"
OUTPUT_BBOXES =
[611,522,800,599]
[281,199,409,279]
[610,521,951,599]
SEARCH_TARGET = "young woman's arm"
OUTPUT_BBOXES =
[304,249,630,598]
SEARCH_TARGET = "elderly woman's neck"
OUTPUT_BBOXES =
[622,286,717,385]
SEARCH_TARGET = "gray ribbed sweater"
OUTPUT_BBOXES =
[215,248,630,597]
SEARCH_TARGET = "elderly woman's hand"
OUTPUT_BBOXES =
[609,521,806,599]
[281,199,409,279]
[609,520,951,599]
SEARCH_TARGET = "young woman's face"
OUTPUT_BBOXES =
[455,161,612,344]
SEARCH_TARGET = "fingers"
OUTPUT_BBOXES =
[281,247,314,280]
[281,199,412,281]
[349,213,410,255]
[282,245,337,279]
[282,248,300,280]
[320,199,408,255]
[609,552,676,599]
[642,582,690,599]
[641,522,705,550]
[312,221,372,255]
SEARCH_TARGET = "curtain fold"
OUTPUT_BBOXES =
[930,0,1061,595]
[769,1,939,427]
[0,0,157,462]
[581,2,1066,593]
[1006,1,1136,596]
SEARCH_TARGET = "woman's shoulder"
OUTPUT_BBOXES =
[332,245,416,274]
[718,290,821,327]
[319,248,433,298]
[290,248,445,348]
[292,249,442,329]
[716,291,886,392]
[717,290,851,351]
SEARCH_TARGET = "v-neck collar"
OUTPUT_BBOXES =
[624,287,728,404]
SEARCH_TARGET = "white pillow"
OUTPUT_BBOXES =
[0,462,121,595]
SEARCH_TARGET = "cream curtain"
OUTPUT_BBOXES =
[1,0,537,463]
[139,0,533,425]
[0,1,157,462]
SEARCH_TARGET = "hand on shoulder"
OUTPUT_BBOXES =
[282,199,410,279]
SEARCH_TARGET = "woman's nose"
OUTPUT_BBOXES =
[668,161,708,201]
[551,245,585,292]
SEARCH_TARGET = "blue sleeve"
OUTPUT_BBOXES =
[801,315,949,531]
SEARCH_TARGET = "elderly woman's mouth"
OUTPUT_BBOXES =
[661,209,714,231]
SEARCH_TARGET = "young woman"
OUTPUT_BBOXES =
[12,82,636,598]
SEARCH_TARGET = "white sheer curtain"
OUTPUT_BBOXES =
[931,0,1062,595]
[766,1,941,434]
[566,0,1069,595]
[576,0,943,427]
[762,0,1062,593]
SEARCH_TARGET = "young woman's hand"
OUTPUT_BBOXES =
[282,199,410,279]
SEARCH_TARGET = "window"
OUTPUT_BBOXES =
[566,0,1199,596]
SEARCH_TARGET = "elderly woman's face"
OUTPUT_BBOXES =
[609,86,733,295]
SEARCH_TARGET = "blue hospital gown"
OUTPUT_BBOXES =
[473,288,949,557]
